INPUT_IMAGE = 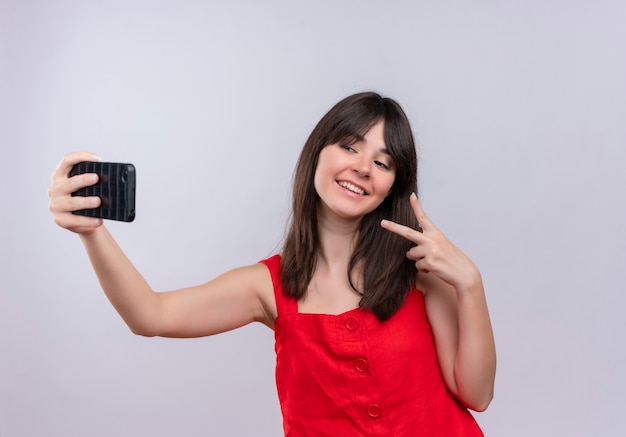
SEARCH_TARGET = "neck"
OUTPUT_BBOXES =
[315,207,360,273]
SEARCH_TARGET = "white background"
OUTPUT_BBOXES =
[1,1,625,436]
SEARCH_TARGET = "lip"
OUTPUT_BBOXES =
[336,180,369,196]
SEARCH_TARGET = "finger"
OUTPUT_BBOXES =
[53,212,103,233]
[405,248,431,274]
[48,172,99,198]
[416,254,436,273]
[49,193,101,214]
[68,193,102,212]
[67,172,100,192]
[406,245,426,261]
[415,260,430,274]
[53,152,101,179]
[380,218,425,244]
[410,193,435,231]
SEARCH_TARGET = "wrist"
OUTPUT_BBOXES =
[79,222,107,242]
[454,266,483,295]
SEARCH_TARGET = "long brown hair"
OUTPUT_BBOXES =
[281,92,419,321]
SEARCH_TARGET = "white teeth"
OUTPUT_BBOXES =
[338,181,365,195]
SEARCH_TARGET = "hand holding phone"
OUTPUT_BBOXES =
[70,161,136,222]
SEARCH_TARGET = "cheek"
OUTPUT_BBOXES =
[313,171,321,195]
[313,160,324,186]
[382,173,396,196]
[313,149,335,189]
[313,162,328,196]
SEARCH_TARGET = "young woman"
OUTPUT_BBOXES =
[49,92,496,436]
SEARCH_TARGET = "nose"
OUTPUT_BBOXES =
[352,155,371,178]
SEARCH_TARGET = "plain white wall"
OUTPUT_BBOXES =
[1,1,625,436]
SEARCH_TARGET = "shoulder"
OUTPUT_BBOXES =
[244,260,278,325]
[254,257,280,324]
[258,253,282,273]
[212,261,278,328]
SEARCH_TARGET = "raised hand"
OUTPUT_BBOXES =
[380,193,481,291]
[48,152,104,234]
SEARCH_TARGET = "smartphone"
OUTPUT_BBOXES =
[70,161,136,222]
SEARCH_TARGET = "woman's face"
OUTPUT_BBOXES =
[313,119,396,222]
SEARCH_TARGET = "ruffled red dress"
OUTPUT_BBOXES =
[261,254,484,437]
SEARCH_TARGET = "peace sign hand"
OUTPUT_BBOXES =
[381,193,481,290]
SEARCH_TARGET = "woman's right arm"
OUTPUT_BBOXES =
[49,152,276,337]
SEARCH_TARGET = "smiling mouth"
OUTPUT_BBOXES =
[337,181,367,195]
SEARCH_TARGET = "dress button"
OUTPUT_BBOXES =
[354,358,369,372]
[366,404,382,418]
[345,317,359,331]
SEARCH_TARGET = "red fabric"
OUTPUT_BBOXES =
[261,254,484,437]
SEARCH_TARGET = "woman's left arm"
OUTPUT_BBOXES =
[381,193,496,411]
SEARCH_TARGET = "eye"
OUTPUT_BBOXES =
[374,159,392,170]
[340,144,356,153]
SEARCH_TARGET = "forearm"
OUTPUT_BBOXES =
[453,277,496,411]
[80,226,162,336]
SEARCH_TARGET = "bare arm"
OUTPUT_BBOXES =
[79,226,274,337]
[418,268,495,411]
[49,152,275,338]
[381,193,496,411]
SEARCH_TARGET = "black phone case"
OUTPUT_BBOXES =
[70,162,136,222]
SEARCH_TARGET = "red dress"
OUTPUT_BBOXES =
[261,254,484,437]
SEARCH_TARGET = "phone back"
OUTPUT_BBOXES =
[70,162,136,222]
